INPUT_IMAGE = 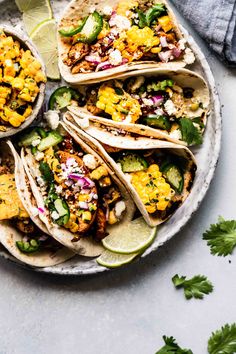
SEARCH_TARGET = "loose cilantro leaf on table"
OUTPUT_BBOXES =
[155,336,193,354]
[172,274,213,300]
[179,118,203,145]
[203,217,236,256]
[208,323,236,354]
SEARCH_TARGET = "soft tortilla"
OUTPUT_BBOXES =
[63,116,197,227]
[21,123,136,256]
[58,0,194,85]
[67,68,210,146]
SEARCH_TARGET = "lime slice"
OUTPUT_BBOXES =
[96,250,138,268]
[30,19,60,80]
[102,217,157,254]
[15,0,53,35]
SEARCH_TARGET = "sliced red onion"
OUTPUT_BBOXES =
[38,207,45,214]
[79,201,89,210]
[85,53,101,64]
[38,235,48,242]
[151,95,164,106]
[160,36,168,48]
[68,174,95,188]
[172,47,182,58]
[158,50,173,63]
[95,58,128,72]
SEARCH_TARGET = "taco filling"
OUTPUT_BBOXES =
[0,162,60,254]
[107,148,195,219]
[76,75,206,145]
[59,0,194,74]
[19,127,127,241]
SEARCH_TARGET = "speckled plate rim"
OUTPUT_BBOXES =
[0,27,222,276]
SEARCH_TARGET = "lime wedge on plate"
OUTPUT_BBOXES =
[102,217,157,254]
[15,0,53,35]
[97,250,138,269]
[30,19,60,80]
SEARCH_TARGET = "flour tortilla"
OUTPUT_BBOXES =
[67,68,210,146]
[63,116,197,227]
[58,0,194,85]
[0,141,75,267]
[21,123,136,256]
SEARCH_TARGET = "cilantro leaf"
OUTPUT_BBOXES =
[146,4,167,27]
[155,336,193,354]
[172,274,213,300]
[179,118,203,145]
[208,323,236,354]
[203,217,236,256]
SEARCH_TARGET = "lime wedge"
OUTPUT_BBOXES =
[96,250,138,268]
[30,19,60,80]
[15,0,53,35]
[102,217,157,254]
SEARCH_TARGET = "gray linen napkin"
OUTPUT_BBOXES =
[171,0,236,66]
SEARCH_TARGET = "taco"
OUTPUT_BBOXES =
[0,141,74,267]
[58,0,195,84]
[18,123,135,256]
[64,117,197,227]
[67,69,210,146]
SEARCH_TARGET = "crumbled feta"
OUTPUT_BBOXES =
[31,138,41,147]
[109,49,123,66]
[164,100,177,115]
[169,129,182,140]
[35,151,44,161]
[178,38,186,50]
[83,154,98,170]
[109,14,131,30]
[124,113,132,123]
[44,110,60,130]
[142,98,153,106]
[102,5,113,15]
[115,201,126,218]
[51,211,60,220]
[183,48,195,65]
[55,185,63,194]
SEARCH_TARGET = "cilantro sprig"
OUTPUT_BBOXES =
[208,323,236,354]
[155,336,193,354]
[203,216,236,256]
[179,117,203,145]
[172,274,213,300]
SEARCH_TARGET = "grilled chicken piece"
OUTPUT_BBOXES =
[65,43,89,67]
[71,60,96,74]
[86,88,103,116]
[101,144,121,154]
[16,219,35,234]
[95,208,107,240]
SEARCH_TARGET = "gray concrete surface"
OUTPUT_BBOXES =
[0,4,236,354]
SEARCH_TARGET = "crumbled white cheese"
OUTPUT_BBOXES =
[115,200,126,218]
[102,5,113,15]
[178,38,186,50]
[109,14,131,30]
[55,185,63,194]
[183,48,195,65]
[109,49,123,66]
[164,100,177,115]
[83,154,98,170]
[44,110,60,130]
[31,138,41,147]
[169,129,182,140]
[51,211,60,220]
[142,98,153,106]
[35,151,44,161]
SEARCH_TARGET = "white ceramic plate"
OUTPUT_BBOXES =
[0,1,221,275]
